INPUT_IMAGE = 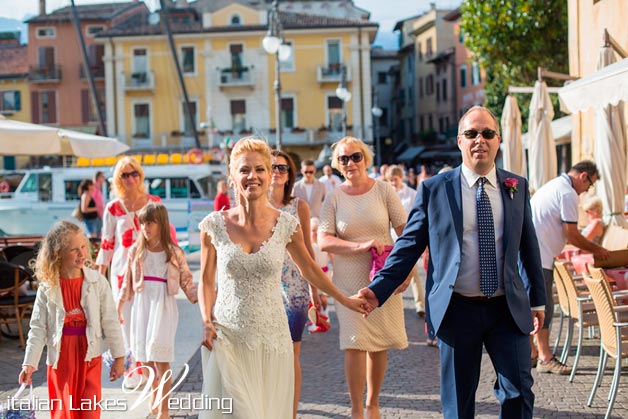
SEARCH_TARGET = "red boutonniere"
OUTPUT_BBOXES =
[503,178,519,199]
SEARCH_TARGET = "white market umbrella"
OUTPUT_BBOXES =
[527,81,557,192]
[0,118,129,157]
[594,46,628,227]
[500,94,526,176]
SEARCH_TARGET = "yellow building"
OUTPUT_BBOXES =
[0,34,31,169]
[564,0,628,163]
[98,0,378,161]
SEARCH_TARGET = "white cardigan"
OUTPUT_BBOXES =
[23,267,125,370]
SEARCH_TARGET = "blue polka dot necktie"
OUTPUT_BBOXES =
[477,177,498,297]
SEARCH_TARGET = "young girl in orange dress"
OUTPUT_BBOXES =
[19,221,125,419]
[118,202,197,419]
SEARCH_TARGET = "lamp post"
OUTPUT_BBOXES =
[335,66,351,137]
[372,97,383,167]
[263,0,291,150]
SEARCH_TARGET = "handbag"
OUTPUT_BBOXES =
[71,203,84,221]
[0,383,36,419]
[369,245,394,280]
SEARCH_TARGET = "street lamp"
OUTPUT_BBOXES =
[372,101,383,167]
[263,0,292,150]
[335,66,351,137]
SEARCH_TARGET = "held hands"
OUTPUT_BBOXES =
[530,310,545,336]
[202,322,218,351]
[18,365,35,385]
[342,295,372,316]
[357,287,380,317]
[109,357,125,382]
[117,303,124,324]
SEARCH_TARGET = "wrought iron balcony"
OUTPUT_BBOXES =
[123,71,155,92]
[28,65,62,83]
[317,64,350,83]
[79,64,105,80]
[219,67,254,88]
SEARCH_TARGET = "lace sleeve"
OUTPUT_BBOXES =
[198,212,220,242]
[277,212,299,245]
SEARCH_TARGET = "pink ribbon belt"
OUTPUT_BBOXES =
[63,325,86,336]
[144,276,167,283]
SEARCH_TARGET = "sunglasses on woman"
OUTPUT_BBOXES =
[271,164,290,174]
[460,129,498,140]
[120,170,140,179]
[337,152,364,165]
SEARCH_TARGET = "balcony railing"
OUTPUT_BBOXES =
[219,67,254,88]
[123,71,155,91]
[317,64,350,83]
[79,64,105,80]
[28,65,62,83]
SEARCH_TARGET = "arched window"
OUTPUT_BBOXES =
[230,14,241,25]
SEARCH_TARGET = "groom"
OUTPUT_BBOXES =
[360,106,546,419]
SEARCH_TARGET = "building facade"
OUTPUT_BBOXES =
[25,1,146,133]
[98,0,378,161]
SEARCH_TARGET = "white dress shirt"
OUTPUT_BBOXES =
[454,164,505,297]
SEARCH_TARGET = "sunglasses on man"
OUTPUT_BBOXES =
[120,170,140,179]
[460,129,498,140]
[337,152,364,165]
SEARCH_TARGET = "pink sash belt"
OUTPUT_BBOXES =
[144,276,167,283]
[63,325,86,336]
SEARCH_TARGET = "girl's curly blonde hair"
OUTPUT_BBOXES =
[34,221,88,287]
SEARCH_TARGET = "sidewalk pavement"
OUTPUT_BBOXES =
[1,252,627,418]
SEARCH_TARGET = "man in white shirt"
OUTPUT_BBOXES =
[530,161,609,374]
[293,159,326,218]
[318,164,342,194]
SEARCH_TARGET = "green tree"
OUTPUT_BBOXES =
[460,0,568,129]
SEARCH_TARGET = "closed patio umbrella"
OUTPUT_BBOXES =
[594,46,628,227]
[0,118,129,157]
[527,81,557,192]
[500,94,526,176]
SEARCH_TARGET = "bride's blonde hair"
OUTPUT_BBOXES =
[228,136,272,204]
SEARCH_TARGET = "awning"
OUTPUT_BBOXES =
[522,115,572,148]
[558,57,628,113]
[419,150,461,160]
[396,145,425,162]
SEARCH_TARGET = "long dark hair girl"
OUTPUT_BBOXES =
[135,202,176,262]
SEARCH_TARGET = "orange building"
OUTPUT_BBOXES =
[25,1,146,133]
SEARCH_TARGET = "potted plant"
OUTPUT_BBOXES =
[291,127,305,133]
[132,132,148,139]
[170,130,184,137]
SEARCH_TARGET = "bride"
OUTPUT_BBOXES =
[198,137,369,419]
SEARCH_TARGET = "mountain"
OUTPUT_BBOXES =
[0,16,31,44]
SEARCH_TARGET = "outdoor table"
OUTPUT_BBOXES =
[559,246,581,261]
[605,268,628,290]
[571,253,594,274]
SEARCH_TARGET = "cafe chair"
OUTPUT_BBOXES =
[582,274,628,419]
[554,261,598,381]
[0,261,37,348]
[0,245,35,263]
[552,265,572,356]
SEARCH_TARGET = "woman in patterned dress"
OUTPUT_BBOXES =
[95,156,161,384]
[319,137,411,419]
[269,149,320,418]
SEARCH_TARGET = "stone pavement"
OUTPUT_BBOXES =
[1,251,627,418]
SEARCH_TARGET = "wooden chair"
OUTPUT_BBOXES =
[0,261,37,348]
[582,274,628,419]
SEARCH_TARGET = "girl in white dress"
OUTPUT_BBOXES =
[118,202,198,419]
[197,137,371,419]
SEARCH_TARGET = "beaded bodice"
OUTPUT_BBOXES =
[199,211,298,352]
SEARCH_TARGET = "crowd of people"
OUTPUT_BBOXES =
[16,105,617,419]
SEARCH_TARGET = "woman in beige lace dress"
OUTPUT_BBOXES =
[319,136,410,419]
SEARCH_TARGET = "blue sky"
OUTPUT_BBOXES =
[0,0,461,49]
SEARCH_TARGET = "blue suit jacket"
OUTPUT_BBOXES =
[369,166,546,336]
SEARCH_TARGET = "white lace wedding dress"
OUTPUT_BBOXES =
[198,211,297,419]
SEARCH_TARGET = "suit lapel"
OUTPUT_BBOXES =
[446,167,464,246]
[496,169,512,253]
